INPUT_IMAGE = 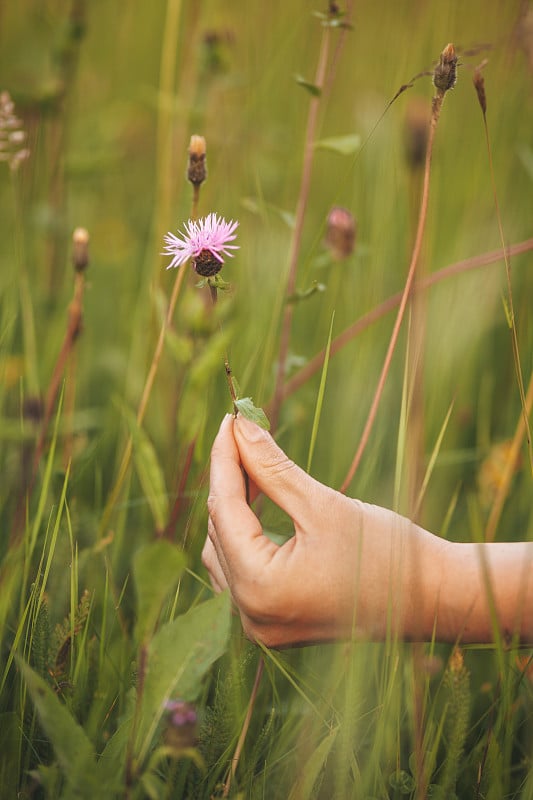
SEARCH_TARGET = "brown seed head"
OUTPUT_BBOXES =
[187,134,207,186]
[433,42,458,94]
[72,227,90,272]
[473,60,488,115]
[325,206,356,260]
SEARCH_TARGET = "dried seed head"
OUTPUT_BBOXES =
[0,91,30,171]
[325,206,356,260]
[433,43,458,94]
[404,98,430,170]
[472,60,488,115]
[72,227,90,272]
[187,134,207,186]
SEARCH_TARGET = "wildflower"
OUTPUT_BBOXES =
[0,91,30,171]
[163,212,238,277]
[163,699,198,750]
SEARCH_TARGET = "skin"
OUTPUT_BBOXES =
[202,414,533,649]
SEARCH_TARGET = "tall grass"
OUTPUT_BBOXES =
[0,0,532,797]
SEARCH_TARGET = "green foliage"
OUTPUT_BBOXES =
[0,0,532,797]
[133,540,187,641]
[234,397,270,430]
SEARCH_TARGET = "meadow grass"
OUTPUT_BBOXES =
[0,0,532,797]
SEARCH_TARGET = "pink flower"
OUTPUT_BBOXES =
[163,213,239,276]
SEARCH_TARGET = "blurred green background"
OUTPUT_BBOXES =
[1,0,533,796]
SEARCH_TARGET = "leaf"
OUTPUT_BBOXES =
[288,727,338,800]
[294,74,321,96]
[136,592,231,761]
[95,718,132,791]
[389,769,416,794]
[286,280,326,304]
[119,404,169,532]
[133,541,187,641]
[18,660,98,799]
[314,134,361,156]
[312,10,353,28]
[234,397,270,430]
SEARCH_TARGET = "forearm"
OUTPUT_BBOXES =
[436,541,533,644]
[359,503,533,645]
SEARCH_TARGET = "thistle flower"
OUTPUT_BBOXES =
[163,212,239,277]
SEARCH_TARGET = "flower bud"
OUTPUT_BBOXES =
[187,134,207,186]
[433,43,458,94]
[72,227,90,273]
[325,206,356,260]
[163,699,198,750]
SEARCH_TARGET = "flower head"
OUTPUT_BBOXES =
[163,212,238,276]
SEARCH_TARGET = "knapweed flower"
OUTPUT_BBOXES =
[163,212,238,277]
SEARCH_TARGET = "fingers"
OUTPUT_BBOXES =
[208,414,279,580]
[201,535,227,593]
[233,415,334,529]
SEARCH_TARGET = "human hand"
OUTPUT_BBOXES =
[202,414,448,648]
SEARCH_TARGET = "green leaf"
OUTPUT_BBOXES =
[133,541,187,641]
[234,397,270,430]
[95,718,132,791]
[18,660,98,799]
[294,74,321,96]
[286,280,326,304]
[288,727,338,800]
[314,134,361,156]
[136,592,231,761]
[389,769,416,794]
[119,403,169,532]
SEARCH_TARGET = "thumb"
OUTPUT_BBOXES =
[233,415,324,524]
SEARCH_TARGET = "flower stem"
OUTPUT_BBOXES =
[269,22,332,433]
[340,90,445,493]
[274,237,533,407]
[97,263,187,539]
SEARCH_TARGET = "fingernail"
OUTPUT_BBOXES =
[219,413,233,431]
[235,414,267,442]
